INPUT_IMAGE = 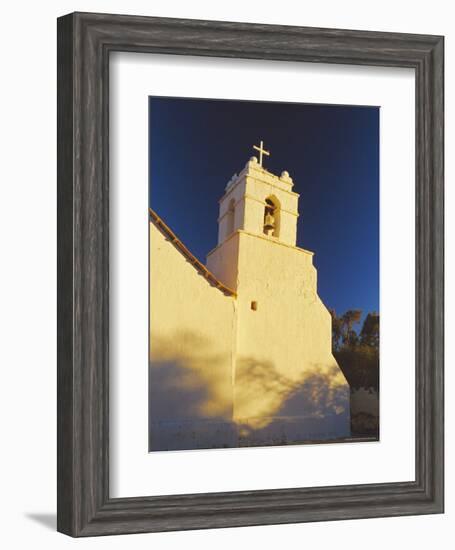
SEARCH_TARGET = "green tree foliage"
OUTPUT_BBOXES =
[360,312,379,349]
[329,309,362,351]
[329,309,379,392]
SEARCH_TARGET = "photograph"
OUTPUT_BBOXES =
[148,97,380,451]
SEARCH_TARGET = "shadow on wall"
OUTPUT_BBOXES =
[149,332,350,450]
[149,330,233,422]
[234,356,350,446]
[234,357,349,428]
[149,330,235,450]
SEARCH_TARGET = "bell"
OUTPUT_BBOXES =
[264,212,275,230]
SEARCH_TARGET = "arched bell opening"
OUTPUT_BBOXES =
[225,198,235,236]
[263,196,280,238]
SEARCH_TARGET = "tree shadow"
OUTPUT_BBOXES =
[234,357,349,429]
[150,359,213,421]
[149,336,350,450]
[149,330,235,451]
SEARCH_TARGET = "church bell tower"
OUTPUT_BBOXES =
[207,141,301,290]
[215,142,300,247]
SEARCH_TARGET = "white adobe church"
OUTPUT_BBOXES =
[149,142,350,451]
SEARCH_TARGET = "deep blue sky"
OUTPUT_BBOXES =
[149,97,379,320]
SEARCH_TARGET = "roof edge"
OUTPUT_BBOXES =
[149,208,237,298]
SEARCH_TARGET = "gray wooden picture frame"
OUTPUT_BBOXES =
[57,12,444,537]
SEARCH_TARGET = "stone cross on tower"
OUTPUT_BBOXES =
[253,140,270,167]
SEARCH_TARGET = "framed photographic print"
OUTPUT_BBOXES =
[147,97,379,452]
[57,12,444,536]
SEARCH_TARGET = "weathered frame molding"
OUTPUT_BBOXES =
[57,12,444,536]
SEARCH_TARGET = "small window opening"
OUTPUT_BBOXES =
[251,301,258,311]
